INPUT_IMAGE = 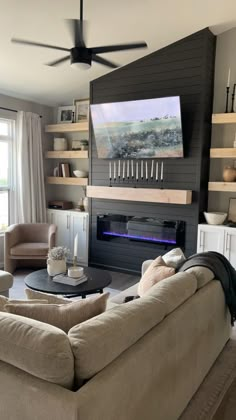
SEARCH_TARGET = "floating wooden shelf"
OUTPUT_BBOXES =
[212,113,236,124]
[45,151,88,159]
[45,122,88,133]
[47,177,88,186]
[87,186,192,205]
[208,182,236,192]
[210,148,236,158]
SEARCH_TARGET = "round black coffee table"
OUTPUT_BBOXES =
[25,267,112,298]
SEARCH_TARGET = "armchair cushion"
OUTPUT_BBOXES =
[10,243,48,257]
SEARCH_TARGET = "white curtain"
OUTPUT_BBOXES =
[11,111,46,223]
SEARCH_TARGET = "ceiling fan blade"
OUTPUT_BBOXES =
[11,38,70,52]
[92,42,147,54]
[92,54,118,69]
[46,55,71,67]
[65,19,87,48]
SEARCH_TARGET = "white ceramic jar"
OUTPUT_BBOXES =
[47,259,67,276]
[53,137,68,151]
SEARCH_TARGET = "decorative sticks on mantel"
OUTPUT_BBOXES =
[109,160,164,187]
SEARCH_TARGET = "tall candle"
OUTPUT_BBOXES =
[136,161,138,180]
[161,161,164,181]
[109,162,111,179]
[131,160,134,177]
[127,160,130,178]
[151,160,154,178]
[114,161,116,179]
[118,160,121,177]
[141,160,143,178]
[227,68,231,87]
[156,162,158,181]
[123,161,125,179]
[146,161,148,179]
[74,233,78,257]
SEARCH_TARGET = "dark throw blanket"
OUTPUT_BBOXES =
[178,251,236,325]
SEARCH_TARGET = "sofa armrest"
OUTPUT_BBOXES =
[48,224,57,249]
[141,259,154,276]
[4,225,21,251]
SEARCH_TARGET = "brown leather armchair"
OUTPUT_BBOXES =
[4,224,57,274]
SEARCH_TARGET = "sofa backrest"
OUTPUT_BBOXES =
[68,271,197,382]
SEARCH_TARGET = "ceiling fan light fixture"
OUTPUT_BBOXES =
[71,61,91,69]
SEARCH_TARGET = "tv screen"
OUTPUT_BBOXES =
[90,96,183,159]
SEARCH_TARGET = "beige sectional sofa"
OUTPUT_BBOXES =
[0,267,231,420]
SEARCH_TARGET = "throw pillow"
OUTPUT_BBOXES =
[162,248,186,269]
[138,256,175,297]
[25,288,71,304]
[0,296,48,312]
[5,292,109,333]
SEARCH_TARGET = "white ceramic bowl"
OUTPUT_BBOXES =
[73,170,88,178]
[204,212,227,225]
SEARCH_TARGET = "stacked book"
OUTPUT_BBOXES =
[53,273,88,286]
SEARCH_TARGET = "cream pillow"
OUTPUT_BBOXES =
[25,288,71,304]
[138,256,175,297]
[162,248,186,269]
[0,295,48,312]
[5,292,109,333]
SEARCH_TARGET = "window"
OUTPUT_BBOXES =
[0,118,14,233]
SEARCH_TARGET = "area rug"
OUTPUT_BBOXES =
[180,329,236,420]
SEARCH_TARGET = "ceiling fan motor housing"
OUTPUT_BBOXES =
[71,47,92,66]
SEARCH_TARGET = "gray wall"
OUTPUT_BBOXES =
[89,29,216,273]
[208,27,236,212]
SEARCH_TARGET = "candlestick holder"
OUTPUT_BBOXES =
[231,84,236,113]
[225,86,230,113]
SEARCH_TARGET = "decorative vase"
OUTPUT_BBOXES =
[83,197,89,212]
[223,166,236,182]
[47,258,67,277]
[53,137,68,151]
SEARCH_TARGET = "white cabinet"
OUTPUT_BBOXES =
[47,209,89,266]
[197,224,236,268]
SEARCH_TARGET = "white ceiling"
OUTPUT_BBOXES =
[1,0,236,107]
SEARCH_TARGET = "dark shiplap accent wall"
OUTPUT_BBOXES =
[89,29,216,273]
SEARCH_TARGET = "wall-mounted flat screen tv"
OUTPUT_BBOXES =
[90,96,183,159]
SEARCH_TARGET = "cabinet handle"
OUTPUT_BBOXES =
[83,216,85,232]
[226,233,230,251]
[200,231,204,248]
[67,215,69,229]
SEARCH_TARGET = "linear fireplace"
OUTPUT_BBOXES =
[97,214,185,247]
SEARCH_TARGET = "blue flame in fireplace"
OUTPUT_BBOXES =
[102,231,176,244]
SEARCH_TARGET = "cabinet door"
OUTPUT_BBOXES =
[224,228,236,268]
[70,213,89,266]
[197,225,225,253]
[52,211,71,251]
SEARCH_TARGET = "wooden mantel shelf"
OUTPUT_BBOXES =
[87,186,192,205]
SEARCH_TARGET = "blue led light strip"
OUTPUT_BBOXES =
[102,231,176,244]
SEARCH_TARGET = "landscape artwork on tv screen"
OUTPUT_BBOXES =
[90,96,183,159]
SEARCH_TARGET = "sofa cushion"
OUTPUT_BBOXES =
[0,295,48,312]
[138,256,175,296]
[68,294,166,381]
[162,247,186,269]
[145,271,197,315]
[185,266,215,289]
[0,312,74,388]
[25,288,71,303]
[109,283,138,305]
[10,243,48,256]
[5,292,109,333]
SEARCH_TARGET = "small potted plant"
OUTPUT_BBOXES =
[47,246,70,277]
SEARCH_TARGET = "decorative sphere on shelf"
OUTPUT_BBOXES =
[223,166,236,182]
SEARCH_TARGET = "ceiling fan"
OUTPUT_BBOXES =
[11,0,148,70]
